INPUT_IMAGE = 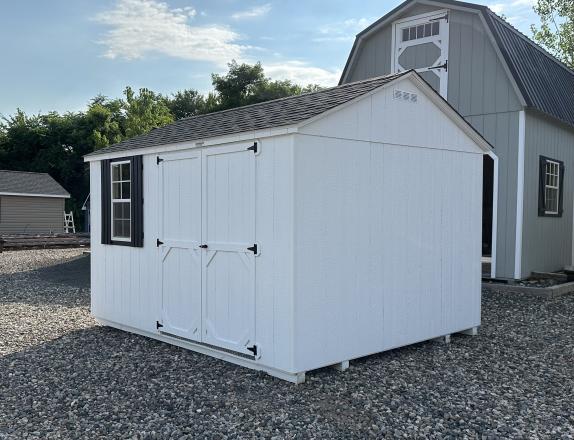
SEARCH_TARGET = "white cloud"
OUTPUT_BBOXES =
[264,61,341,87]
[488,3,506,14]
[315,17,374,42]
[94,0,246,65]
[231,4,271,20]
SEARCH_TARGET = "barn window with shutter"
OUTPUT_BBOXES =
[538,156,564,217]
[101,156,144,246]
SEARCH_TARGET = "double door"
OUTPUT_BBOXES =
[157,144,256,357]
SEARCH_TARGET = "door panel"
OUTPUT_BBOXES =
[393,11,449,97]
[202,145,256,355]
[159,150,202,341]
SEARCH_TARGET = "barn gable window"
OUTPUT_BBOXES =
[538,156,564,217]
[401,21,439,42]
[101,156,144,246]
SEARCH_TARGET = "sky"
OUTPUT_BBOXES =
[0,0,540,117]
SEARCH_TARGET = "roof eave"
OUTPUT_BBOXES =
[84,124,301,162]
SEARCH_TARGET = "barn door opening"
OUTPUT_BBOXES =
[482,154,498,279]
[158,150,203,341]
[201,144,256,356]
[393,10,449,97]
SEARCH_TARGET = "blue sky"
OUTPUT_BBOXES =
[0,0,540,116]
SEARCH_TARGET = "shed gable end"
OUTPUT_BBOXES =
[300,76,486,155]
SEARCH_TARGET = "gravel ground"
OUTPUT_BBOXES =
[1,250,574,439]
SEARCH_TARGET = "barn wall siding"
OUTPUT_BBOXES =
[345,7,522,116]
[465,111,520,278]
[90,136,296,372]
[521,113,574,275]
[0,196,65,234]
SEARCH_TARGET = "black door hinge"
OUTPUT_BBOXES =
[428,60,448,72]
[157,156,164,164]
[247,244,257,254]
[430,13,448,22]
[246,345,257,356]
[247,142,258,153]
[156,239,164,247]
[156,321,163,329]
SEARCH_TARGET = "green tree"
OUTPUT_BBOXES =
[532,0,574,68]
[86,95,125,150]
[123,86,173,138]
[211,60,322,111]
[167,89,208,119]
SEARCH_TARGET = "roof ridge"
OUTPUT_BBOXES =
[178,72,405,122]
[485,9,574,78]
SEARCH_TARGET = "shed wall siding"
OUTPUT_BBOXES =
[293,82,483,371]
[0,196,64,234]
[521,113,574,275]
[292,135,482,372]
[90,136,296,372]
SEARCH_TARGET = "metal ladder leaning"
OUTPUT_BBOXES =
[64,212,76,233]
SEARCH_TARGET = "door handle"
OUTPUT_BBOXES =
[199,244,208,249]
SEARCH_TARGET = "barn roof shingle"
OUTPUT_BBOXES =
[85,72,407,157]
[0,170,70,197]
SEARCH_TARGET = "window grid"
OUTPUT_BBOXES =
[111,161,131,241]
[401,21,439,42]
[544,160,560,214]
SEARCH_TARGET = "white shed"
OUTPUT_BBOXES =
[85,71,492,383]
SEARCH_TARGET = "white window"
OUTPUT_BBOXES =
[544,160,560,215]
[401,21,439,42]
[111,161,131,241]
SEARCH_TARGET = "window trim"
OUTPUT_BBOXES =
[101,155,144,247]
[538,155,565,218]
[110,160,132,242]
[544,159,560,215]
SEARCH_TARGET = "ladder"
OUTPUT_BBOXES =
[64,211,76,233]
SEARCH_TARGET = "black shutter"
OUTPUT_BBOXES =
[538,156,547,216]
[101,159,112,244]
[558,162,565,217]
[130,155,144,247]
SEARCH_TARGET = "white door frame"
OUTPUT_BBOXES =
[391,9,450,98]
[488,151,499,279]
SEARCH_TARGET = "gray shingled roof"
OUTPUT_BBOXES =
[0,170,70,197]
[341,0,574,130]
[86,72,407,157]
[485,9,574,128]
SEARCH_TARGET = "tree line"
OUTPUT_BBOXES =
[0,62,321,228]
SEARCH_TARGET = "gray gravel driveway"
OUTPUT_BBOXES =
[1,249,573,439]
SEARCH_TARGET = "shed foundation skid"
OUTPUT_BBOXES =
[96,318,307,384]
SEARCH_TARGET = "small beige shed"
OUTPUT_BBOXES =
[0,170,70,234]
